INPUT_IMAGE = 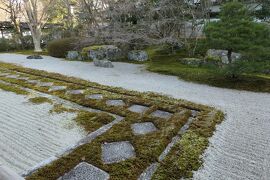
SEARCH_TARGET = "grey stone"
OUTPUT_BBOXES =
[131,122,158,135]
[128,105,149,114]
[88,45,121,61]
[151,110,172,119]
[60,162,109,180]
[27,80,40,84]
[0,73,10,77]
[37,82,54,87]
[5,75,19,79]
[66,51,82,61]
[66,90,85,95]
[102,141,136,164]
[17,77,29,81]
[106,100,125,106]
[206,49,242,64]
[86,94,103,100]
[48,86,67,92]
[191,110,199,117]
[26,55,43,59]
[138,163,159,180]
[93,60,114,68]
[128,50,148,62]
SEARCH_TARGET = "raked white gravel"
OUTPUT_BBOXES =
[0,53,270,179]
[0,89,85,174]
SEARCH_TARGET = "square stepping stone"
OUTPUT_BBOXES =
[0,73,10,77]
[38,82,54,87]
[86,94,103,100]
[131,122,158,135]
[48,86,67,92]
[60,162,109,180]
[17,77,29,81]
[102,141,136,164]
[106,100,125,106]
[5,75,19,79]
[151,110,172,119]
[27,80,40,84]
[66,90,85,95]
[191,110,199,117]
[128,105,149,114]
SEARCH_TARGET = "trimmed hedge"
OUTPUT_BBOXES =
[47,38,78,58]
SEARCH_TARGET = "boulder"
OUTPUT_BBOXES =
[87,45,121,61]
[128,50,148,61]
[66,51,82,60]
[93,59,114,68]
[26,55,43,59]
[206,49,241,64]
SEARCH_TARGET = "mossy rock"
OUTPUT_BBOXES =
[82,45,122,61]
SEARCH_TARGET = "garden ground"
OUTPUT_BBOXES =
[0,53,269,179]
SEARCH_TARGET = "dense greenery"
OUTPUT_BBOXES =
[205,2,270,62]
[47,38,78,58]
[146,47,270,93]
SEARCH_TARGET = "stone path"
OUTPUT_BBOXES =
[0,54,270,179]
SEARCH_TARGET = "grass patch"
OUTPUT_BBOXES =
[153,110,224,179]
[146,47,270,93]
[0,82,29,95]
[29,97,53,105]
[75,111,115,132]
[50,104,75,114]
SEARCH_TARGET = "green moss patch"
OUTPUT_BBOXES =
[29,97,53,105]
[75,111,115,133]
[0,82,29,95]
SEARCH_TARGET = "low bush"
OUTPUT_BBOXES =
[47,38,79,58]
[0,38,20,52]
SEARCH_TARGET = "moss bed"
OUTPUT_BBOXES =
[0,62,224,179]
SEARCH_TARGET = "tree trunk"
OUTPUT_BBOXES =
[227,48,233,64]
[31,28,42,52]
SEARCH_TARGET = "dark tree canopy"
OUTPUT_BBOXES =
[205,1,270,63]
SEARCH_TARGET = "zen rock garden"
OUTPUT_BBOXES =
[0,0,269,180]
[0,64,222,180]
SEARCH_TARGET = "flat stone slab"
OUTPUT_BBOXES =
[66,90,85,95]
[151,110,172,119]
[37,82,54,87]
[191,110,199,117]
[102,141,136,164]
[128,105,149,114]
[27,80,40,84]
[86,94,103,100]
[106,100,125,106]
[60,162,109,180]
[5,75,19,79]
[17,77,29,81]
[48,86,67,92]
[0,73,10,77]
[131,122,158,135]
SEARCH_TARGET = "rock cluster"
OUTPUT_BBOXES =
[206,49,241,64]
